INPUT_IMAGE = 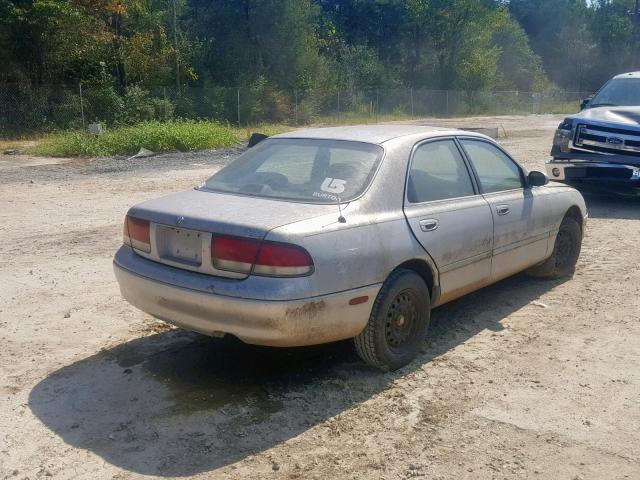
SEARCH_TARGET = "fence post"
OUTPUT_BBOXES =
[410,88,414,118]
[445,90,450,117]
[337,90,340,121]
[294,89,298,125]
[163,87,168,119]
[375,89,379,123]
[79,83,85,129]
[237,88,241,126]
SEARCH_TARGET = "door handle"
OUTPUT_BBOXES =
[419,219,439,232]
[496,205,510,216]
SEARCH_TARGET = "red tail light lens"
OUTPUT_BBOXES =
[124,216,151,253]
[211,236,260,274]
[211,235,313,277]
[253,243,314,276]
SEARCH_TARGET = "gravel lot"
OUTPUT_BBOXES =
[1,114,639,479]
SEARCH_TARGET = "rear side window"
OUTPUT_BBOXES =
[407,139,475,203]
[201,138,383,203]
[460,139,523,193]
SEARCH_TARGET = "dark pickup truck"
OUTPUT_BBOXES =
[546,71,640,196]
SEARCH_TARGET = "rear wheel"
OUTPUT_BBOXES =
[527,216,582,279]
[354,269,430,371]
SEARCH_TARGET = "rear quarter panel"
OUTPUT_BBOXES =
[266,207,431,297]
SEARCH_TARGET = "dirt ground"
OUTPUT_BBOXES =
[1,114,639,480]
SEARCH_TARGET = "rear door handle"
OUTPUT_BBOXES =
[496,205,510,216]
[419,219,439,232]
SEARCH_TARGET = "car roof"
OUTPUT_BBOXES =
[271,124,471,145]
[613,71,640,79]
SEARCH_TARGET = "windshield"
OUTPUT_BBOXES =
[590,78,640,107]
[201,138,383,203]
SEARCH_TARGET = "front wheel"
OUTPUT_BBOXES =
[354,269,430,371]
[527,216,582,279]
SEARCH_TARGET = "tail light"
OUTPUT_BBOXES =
[123,216,151,253]
[211,236,260,274]
[211,235,313,277]
[253,243,314,276]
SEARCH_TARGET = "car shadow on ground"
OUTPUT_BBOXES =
[582,193,640,220]
[29,273,565,477]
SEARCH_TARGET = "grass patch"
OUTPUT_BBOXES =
[0,139,39,152]
[29,120,239,157]
[540,101,582,115]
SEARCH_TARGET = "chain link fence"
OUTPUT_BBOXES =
[0,83,590,138]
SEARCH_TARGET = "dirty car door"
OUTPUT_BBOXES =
[403,138,494,305]
[459,137,552,281]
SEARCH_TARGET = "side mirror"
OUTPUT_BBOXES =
[528,170,549,187]
[580,96,593,110]
[248,132,268,148]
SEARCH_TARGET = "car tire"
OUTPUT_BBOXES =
[527,216,582,279]
[353,269,431,371]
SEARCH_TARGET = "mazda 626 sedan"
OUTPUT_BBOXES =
[114,125,587,371]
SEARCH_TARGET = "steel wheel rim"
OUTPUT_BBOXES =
[385,289,420,349]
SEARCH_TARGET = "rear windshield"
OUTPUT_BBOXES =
[200,138,384,203]
[590,78,640,107]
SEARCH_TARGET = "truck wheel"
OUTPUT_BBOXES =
[527,216,582,279]
[354,269,430,371]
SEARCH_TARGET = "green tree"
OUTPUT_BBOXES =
[493,15,549,91]
[509,0,598,90]
[0,0,107,84]
[190,0,325,91]
[405,0,509,90]
[589,0,639,85]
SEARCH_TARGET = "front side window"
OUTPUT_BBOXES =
[407,139,475,203]
[201,139,383,203]
[460,139,523,194]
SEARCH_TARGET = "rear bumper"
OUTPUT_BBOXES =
[114,261,380,347]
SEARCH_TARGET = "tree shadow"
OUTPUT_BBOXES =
[582,192,640,220]
[29,273,565,477]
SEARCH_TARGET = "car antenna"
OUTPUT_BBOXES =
[337,196,346,223]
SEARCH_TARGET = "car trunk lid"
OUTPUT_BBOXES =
[126,188,334,278]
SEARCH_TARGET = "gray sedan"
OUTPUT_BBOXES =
[114,125,587,371]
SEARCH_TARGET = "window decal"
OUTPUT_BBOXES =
[320,177,347,194]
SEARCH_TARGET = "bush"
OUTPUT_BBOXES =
[0,85,84,134]
[83,85,124,125]
[199,85,229,120]
[120,86,155,124]
[43,89,84,130]
[151,98,175,121]
[242,77,292,124]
